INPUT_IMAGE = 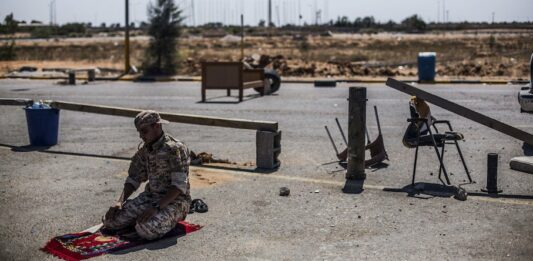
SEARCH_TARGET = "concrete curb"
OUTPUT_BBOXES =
[510,156,533,174]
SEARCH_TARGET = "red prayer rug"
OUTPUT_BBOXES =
[41,221,202,261]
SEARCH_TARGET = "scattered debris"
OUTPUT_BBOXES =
[279,187,290,196]
[19,66,37,72]
[454,187,468,201]
[314,189,320,193]
[190,151,234,165]
[189,199,208,214]
[326,106,389,168]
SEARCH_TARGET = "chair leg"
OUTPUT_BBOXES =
[438,142,447,185]
[239,88,243,102]
[428,129,451,185]
[454,140,473,183]
[202,87,206,102]
[227,89,231,96]
[412,145,419,186]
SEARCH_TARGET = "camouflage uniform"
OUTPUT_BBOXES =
[104,111,191,240]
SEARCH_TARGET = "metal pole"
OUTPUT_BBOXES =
[125,0,131,73]
[240,14,244,60]
[335,118,348,147]
[268,0,272,27]
[482,153,502,193]
[346,87,367,180]
[365,127,370,145]
[374,106,382,135]
[324,126,339,155]
[529,53,533,94]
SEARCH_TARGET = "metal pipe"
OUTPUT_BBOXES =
[325,126,339,155]
[374,106,382,135]
[335,118,348,147]
[125,0,130,73]
[240,14,244,60]
[482,153,502,194]
[529,53,533,93]
[364,127,370,145]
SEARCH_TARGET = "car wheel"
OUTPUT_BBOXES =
[254,69,281,94]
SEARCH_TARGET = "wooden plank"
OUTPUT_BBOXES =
[0,98,33,106]
[49,100,278,131]
[386,78,533,145]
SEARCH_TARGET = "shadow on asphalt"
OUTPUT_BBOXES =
[111,235,181,256]
[468,192,533,200]
[383,182,533,200]
[195,162,278,174]
[196,93,263,104]
[523,142,533,156]
[1,143,273,174]
[368,162,389,172]
[327,161,389,172]
[1,143,132,161]
[342,179,365,194]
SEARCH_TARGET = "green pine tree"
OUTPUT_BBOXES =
[0,13,18,61]
[143,0,184,75]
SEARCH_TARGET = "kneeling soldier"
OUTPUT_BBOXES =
[103,110,191,240]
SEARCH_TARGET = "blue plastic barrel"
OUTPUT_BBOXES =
[418,52,436,82]
[24,105,60,146]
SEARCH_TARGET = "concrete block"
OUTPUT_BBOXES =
[314,80,337,87]
[256,130,281,170]
[68,71,76,85]
[88,69,96,82]
[510,156,533,174]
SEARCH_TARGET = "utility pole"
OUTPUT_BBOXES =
[437,0,440,23]
[276,5,280,27]
[298,0,302,26]
[49,0,56,25]
[443,0,446,23]
[492,12,495,24]
[240,14,244,60]
[191,0,195,26]
[125,0,131,73]
[268,0,272,27]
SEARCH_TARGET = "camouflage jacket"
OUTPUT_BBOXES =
[126,133,191,202]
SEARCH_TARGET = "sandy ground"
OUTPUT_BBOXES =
[2,31,531,79]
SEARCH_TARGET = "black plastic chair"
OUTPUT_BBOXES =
[403,103,473,186]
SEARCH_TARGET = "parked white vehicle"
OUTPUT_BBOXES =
[518,54,533,113]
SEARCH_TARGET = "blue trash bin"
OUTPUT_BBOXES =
[24,104,60,146]
[418,52,436,82]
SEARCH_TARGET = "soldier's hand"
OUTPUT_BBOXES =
[137,208,157,223]
[105,203,122,221]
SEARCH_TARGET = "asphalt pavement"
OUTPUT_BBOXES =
[0,79,532,260]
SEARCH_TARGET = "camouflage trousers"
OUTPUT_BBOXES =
[103,192,189,240]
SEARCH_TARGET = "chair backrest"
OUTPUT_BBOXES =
[410,97,433,134]
[403,97,432,148]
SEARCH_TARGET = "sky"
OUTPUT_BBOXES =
[1,0,532,26]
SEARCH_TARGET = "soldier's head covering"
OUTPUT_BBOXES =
[134,110,169,129]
